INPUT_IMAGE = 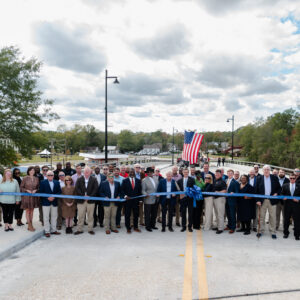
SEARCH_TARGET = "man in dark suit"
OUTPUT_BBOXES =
[281,175,300,240]
[99,173,122,234]
[225,169,239,233]
[276,169,290,230]
[92,166,106,228]
[122,168,142,233]
[201,163,215,181]
[256,165,281,239]
[39,171,62,237]
[177,168,195,232]
[157,171,178,232]
[74,166,99,235]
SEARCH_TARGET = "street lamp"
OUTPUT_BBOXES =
[105,69,119,163]
[227,115,235,161]
[172,127,178,165]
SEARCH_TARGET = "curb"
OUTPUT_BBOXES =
[0,229,44,262]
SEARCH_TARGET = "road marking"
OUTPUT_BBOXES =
[197,230,209,300]
[182,231,193,300]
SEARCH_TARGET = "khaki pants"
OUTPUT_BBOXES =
[276,202,284,229]
[42,205,57,234]
[139,201,144,224]
[104,203,117,231]
[213,197,226,230]
[77,201,95,232]
[204,196,214,230]
[259,199,276,235]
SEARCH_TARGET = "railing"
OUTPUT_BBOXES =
[210,158,294,174]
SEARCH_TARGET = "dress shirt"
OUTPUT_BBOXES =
[227,178,232,189]
[72,173,82,186]
[109,183,115,199]
[183,177,188,190]
[48,180,54,191]
[148,176,156,189]
[59,180,65,188]
[84,178,89,189]
[290,183,295,196]
[114,175,124,184]
[166,180,172,199]
[172,173,182,181]
[249,177,255,187]
[279,177,285,187]
[135,172,141,180]
[264,176,271,196]
[95,173,101,185]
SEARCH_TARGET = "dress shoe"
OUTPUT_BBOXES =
[216,230,223,234]
[106,230,111,234]
[283,234,289,239]
[127,229,132,234]
[51,231,61,235]
[176,222,181,227]
[84,221,88,225]
[229,230,235,234]
[212,227,218,231]
[181,228,186,232]
[256,233,262,238]
[74,231,83,235]
[5,228,9,232]
[9,228,14,231]
[295,236,300,240]
[134,228,141,233]
[44,233,50,238]
[188,228,193,232]
[100,224,104,228]
[140,223,145,226]
[0,223,2,227]
[111,229,119,233]
[88,231,95,235]
[146,228,152,232]
[152,227,158,230]
[162,228,166,232]
[272,234,277,239]
[253,228,257,232]
[224,227,230,231]
[169,227,174,232]
[237,228,245,232]
[117,225,121,229]
[244,231,250,235]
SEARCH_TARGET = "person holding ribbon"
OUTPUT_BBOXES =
[157,171,178,232]
[193,171,205,230]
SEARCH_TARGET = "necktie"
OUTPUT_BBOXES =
[291,184,295,196]
[131,178,135,189]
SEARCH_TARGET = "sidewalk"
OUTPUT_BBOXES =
[0,209,44,262]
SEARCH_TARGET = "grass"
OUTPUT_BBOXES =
[19,154,83,165]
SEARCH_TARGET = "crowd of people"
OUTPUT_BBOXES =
[0,162,300,240]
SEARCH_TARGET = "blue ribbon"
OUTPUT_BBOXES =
[0,191,299,201]
[185,185,203,207]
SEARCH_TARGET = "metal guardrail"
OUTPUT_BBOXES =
[210,158,294,174]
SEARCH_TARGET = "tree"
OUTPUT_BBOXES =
[0,46,58,165]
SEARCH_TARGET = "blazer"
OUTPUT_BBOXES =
[281,183,300,199]
[157,178,178,206]
[121,177,142,199]
[75,176,99,204]
[99,180,122,207]
[39,179,62,206]
[248,176,257,188]
[177,176,195,201]
[226,178,239,202]
[92,173,107,187]
[142,176,159,205]
[255,174,281,205]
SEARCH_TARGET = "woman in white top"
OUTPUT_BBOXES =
[0,169,21,231]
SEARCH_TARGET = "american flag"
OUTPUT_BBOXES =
[182,131,204,164]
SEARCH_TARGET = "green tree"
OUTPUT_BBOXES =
[0,46,58,165]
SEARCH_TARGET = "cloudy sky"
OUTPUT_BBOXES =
[1,0,300,134]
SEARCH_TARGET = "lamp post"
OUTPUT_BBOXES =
[172,127,178,165]
[105,69,119,163]
[227,115,235,161]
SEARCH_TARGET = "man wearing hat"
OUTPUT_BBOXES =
[142,167,159,232]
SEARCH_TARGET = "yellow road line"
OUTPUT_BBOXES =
[182,231,193,300]
[197,230,209,300]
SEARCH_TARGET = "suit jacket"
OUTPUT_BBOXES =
[121,177,142,199]
[248,176,257,188]
[75,176,99,204]
[99,180,122,207]
[157,178,178,206]
[142,176,159,205]
[255,174,281,205]
[39,179,62,206]
[92,173,107,187]
[177,176,195,201]
[227,178,239,203]
[281,182,300,199]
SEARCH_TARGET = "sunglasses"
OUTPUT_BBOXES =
[43,169,49,172]
[205,178,211,180]
[59,175,65,177]
[108,176,114,178]
[47,175,54,177]
[65,179,71,182]
[290,178,296,180]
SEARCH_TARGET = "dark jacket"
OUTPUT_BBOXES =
[75,176,99,204]
[281,182,300,199]
[157,178,178,206]
[121,177,142,199]
[201,171,215,181]
[63,167,76,176]
[227,178,239,203]
[177,176,195,201]
[255,174,281,205]
[99,180,122,207]
[39,179,62,206]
